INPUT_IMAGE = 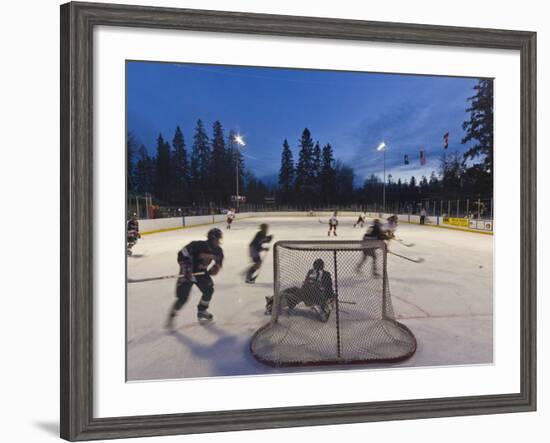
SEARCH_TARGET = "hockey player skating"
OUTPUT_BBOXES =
[384,214,398,239]
[127,213,141,256]
[165,228,224,329]
[353,212,367,228]
[328,211,338,236]
[265,258,335,322]
[355,219,386,276]
[226,209,236,229]
[245,223,273,284]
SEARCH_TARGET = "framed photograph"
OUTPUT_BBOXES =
[60,1,536,441]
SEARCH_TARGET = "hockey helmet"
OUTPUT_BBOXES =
[207,228,223,242]
[313,258,325,271]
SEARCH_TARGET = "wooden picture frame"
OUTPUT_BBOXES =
[60,1,536,440]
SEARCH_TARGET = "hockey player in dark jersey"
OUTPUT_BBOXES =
[384,214,398,239]
[355,218,386,276]
[127,213,140,256]
[265,258,335,322]
[353,212,367,228]
[165,228,224,328]
[245,223,273,284]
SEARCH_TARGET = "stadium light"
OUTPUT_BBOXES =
[234,134,246,147]
[377,141,387,151]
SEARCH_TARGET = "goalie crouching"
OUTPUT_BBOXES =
[265,258,335,322]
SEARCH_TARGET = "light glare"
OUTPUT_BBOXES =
[234,134,246,147]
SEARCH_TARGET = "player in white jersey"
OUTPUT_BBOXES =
[328,211,338,236]
[226,209,236,229]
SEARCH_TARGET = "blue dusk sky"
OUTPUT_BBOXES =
[127,61,484,185]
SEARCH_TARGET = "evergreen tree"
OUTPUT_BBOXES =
[419,175,429,191]
[408,175,418,202]
[135,144,154,196]
[127,132,138,196]
[396,178,403,192]
[334,160,355,205]
[439,152,465,198]
[462,79,494,175]
[244,170,268,204]
[312,141,322,202]
[154,134,171,203]
[278,139,295,204]
[190,119,211,204]
[210,121,227,204]
[320,143,336,204]
[295,128,315,204]
[171,126,189,204]
[361,174,381,207]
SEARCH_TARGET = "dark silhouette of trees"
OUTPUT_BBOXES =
[278,139,295,204]
[320,143,336,205]
[170,126,189,204]
[154,134,171,203]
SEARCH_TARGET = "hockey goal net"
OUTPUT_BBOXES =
[250,240,417,366]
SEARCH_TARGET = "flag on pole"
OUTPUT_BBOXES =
[443,131,449,149]
[420,149,427,165]
[404,154,409,165]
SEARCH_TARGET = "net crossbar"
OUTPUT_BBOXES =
[250,240,417,367]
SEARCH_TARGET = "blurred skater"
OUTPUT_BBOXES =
[245,224,273,284]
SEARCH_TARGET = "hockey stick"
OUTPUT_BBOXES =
[388,250,424,263]
[395,237,415,247]
[128,271,206,284]
[339,300,357,305]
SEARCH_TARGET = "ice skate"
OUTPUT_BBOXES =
[312,305,329,322]
[197,309,214,322]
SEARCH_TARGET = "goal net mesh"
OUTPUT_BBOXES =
[250,240,417,366]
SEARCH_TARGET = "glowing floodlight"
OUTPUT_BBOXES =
[377,141,387,151]
[234,134,246,147]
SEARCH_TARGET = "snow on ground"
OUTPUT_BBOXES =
[127,216,493,381]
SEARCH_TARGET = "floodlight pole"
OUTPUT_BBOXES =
[377,142,387,214]
[236,156,239,211]
[383,148,386,214]
[234,135,245,211]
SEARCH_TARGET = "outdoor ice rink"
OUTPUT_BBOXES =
[127,216,493,381]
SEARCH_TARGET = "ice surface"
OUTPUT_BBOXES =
[127,216,493,381]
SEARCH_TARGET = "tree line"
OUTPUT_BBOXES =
[127,119,248,206]
[277,129,355,206]
[128,78,493,209]
[276,79,493,207]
